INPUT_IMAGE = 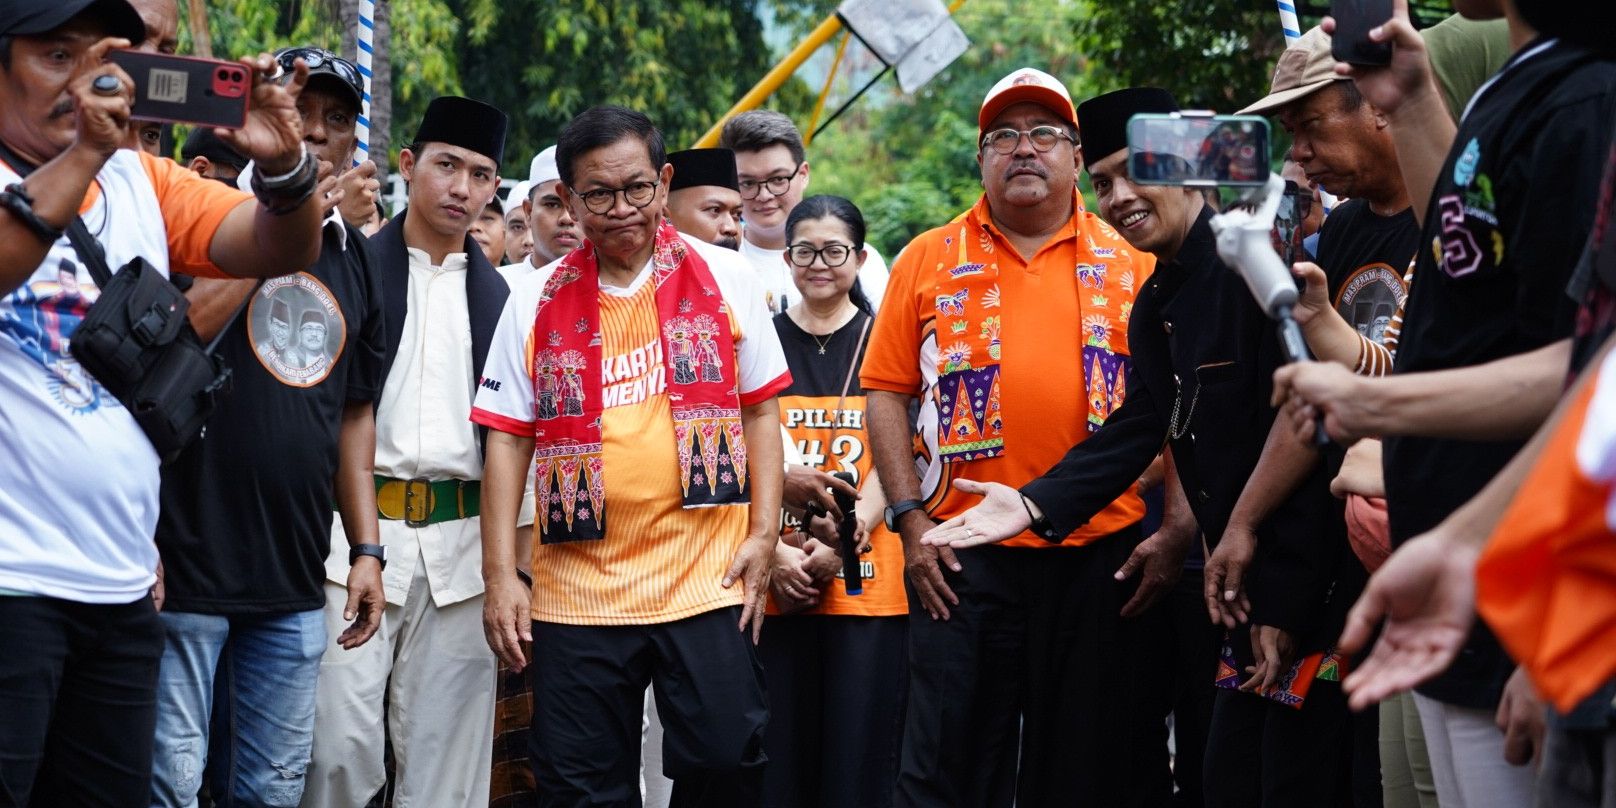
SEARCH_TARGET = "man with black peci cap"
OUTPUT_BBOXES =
[666,147,743,250]
[181,127,250,184]
[0,0,326,804]
[301,95,510,808]
[149,42,389,808]
[922,87,1361,805]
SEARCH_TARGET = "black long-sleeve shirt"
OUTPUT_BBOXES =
[1021,207,1359,654]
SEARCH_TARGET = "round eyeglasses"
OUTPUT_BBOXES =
[738,163,803,200]
[576,180,660,215]
[787,243,852,268]
[979,125,1075,155]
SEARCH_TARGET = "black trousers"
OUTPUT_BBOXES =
[1202,680,1353,808]
[527,606,767,808]
[0,594,164,808]
[758,614,907,808]
[895,533,1175,808]
[1166,568,1221,808]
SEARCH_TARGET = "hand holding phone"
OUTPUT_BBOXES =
[108,50,252,129]
[1330,0,1394,66]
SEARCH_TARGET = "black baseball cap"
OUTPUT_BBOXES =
[274,47,364,110]
[2,0,145,41]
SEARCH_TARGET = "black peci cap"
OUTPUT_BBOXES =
[411,96,509,167]
[181,127,248,171]
[668,148,739,193]
[1076,87,1180,170]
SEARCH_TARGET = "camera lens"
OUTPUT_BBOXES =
[231,70,244,82]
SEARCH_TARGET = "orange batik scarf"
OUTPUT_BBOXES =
[528,221,748,544]
[929,209,1137,463]
[1477,347,1616,713]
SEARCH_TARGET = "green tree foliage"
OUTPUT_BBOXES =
[458,0,799,168]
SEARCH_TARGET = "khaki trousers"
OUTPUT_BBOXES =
[300,548,495,808]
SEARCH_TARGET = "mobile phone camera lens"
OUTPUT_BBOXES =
[232,70,244,82]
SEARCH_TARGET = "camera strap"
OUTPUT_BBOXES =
[827,311,873,448]
[0,141,254,353]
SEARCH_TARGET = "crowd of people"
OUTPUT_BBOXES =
[2,0,1615,806]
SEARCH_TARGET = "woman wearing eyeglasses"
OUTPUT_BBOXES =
[761,195,907,808]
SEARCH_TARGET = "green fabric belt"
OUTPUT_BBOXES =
[374,475,481,526]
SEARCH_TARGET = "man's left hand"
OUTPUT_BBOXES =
[1272,361,1373,444]
[1114,529,1190,617]
[921,479,1032,548]
[218,53,308,175]
[338,555,385,649]
[723,534,775,644]
[1241,624,1297,696]
[1497,667,1547,767]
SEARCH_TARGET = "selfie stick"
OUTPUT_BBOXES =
[354,0,375,168]
[831,472,863,596]
[1210,173,1331,446]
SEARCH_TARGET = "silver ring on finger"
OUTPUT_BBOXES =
[92,74,122,96]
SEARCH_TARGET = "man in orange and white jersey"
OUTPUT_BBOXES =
[475,105,788,807]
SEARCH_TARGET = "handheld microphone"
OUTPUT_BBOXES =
[831,471,862,596]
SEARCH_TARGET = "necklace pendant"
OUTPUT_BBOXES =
[818,346,826,355]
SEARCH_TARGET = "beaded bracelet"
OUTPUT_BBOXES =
[0,182,64,244]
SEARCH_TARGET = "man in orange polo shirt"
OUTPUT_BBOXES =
[861,68,1177,807]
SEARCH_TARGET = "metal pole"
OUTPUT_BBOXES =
[804,31,852,147]
[692,13,845,148]
[354,0,376,168]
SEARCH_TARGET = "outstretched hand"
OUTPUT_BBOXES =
[1339,531,1479,711]
[919,479,1033,549]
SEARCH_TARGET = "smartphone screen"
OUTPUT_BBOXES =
[107,50,251,129]
[1272,181,1316,264]
[1330,0,1394,66]
[1126,114,1270,187]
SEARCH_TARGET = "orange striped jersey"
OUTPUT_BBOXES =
[1477,346,1616,713]
[473,238,790,625]
[771,310,906,618]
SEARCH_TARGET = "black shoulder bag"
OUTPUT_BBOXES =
[2,145,242,463]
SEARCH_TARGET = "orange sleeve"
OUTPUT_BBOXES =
[139,151,253,279]
[859,233,930,394]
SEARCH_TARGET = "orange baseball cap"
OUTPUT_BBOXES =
[978,68,1077,137]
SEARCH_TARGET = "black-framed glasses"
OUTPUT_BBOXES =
[738,163,803,199]
[787,242,852,267]
[576,180,660,215]
[980,125,1075,155]
[275,47,362,89]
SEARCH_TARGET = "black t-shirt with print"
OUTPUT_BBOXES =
[158,224,387,614]
[1315,197,1418,346]
[1384,39,1616,708]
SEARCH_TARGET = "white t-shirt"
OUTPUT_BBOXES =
[0,150,228,603]
[474,236,789,431]
[739,235,889,315]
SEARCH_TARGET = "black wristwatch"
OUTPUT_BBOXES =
[884,499,926,532]
[350,543,387,569]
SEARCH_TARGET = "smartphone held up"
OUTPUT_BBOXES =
[107,50,251,130]
[1330,0,1395,65]
[1125,112,1271,188]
